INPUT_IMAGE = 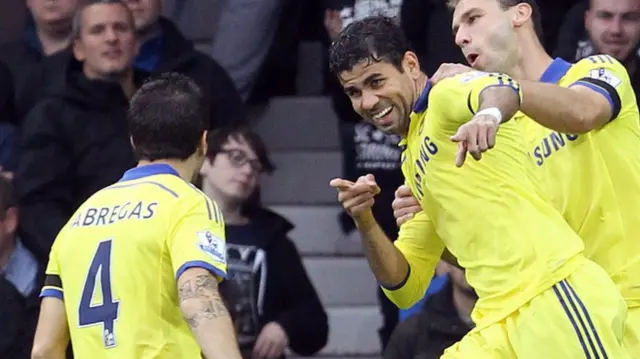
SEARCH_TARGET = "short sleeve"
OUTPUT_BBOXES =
[461,72,523,115]
[569,55,630,121]
[40,239,64,300]
[169,194,227,282]
[381,211,445,309]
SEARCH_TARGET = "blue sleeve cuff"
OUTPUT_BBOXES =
[570,79,620,121]
[40,288,64,300]
[176,260,227,281]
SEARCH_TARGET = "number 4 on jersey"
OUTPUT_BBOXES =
[79,239,119,348]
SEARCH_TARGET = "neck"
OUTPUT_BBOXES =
[452,286,476,319]
[202,181,246,225]
[0,236,17,271]
[401,73,430,137]
[505,33,553,81]
[83,67,136,98]
[36,27,71,56]
[119,72,137,99]
[137,159,196,182]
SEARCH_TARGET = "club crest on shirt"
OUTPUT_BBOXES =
[589,68,622,88]
[196,230,226,263]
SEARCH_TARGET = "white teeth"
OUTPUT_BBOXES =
[372,106,392,120]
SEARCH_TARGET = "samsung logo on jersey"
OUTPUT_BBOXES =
[71,201,158,227]
[531,132,579,166]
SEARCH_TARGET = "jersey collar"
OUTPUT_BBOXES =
[119,163,180,182]
[539,58,572,84]
[412,80,433,113]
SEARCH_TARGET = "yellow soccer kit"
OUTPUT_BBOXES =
[523,54,640,354]
[384,72,628,358]
[40,164,227,359]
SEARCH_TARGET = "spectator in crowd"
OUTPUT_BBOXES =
[0,178,41,359]
[0,0,83,123]
[200,127,329,359]
[16,0,140,264]
[0,62,18,179]
[384,263,476,359]
[555,0,640,100]
[19,0,247,129]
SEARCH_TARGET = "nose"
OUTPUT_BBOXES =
[455,28,471,48]
[105,27,118,42]
[610,17,623,34]
[360,91,379,111]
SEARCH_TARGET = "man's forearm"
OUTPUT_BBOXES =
[478,85,521,122]
[178,272,242,359]
[355,212,410,287]
[519,80,610,133]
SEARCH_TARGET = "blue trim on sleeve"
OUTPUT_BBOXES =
[119,163,180,182]
[539,58,572,84]
[570,81,615,115]
[40,288,64,300]
[176,260,227,280]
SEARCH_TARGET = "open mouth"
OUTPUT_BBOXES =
[372,106,393,120]
[466,53,479,66]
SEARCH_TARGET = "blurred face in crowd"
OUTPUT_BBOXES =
[122,0,162,32]
[73,3,139,80]
[339,54,422,137]
[27,0,83,30]
[585,0,640,62]
[451,0,525,72]
[200,135,263,205]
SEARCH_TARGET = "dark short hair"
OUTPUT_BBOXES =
[328,16,412,75]
[447,0,544,41]
[71,0,135,40]
[129,72,206,161]
[0,177,16,220]
[205,126,275,175]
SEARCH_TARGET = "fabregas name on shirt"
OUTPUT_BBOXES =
[71,201,158,227]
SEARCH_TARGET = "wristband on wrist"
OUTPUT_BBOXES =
[474,107,503,125]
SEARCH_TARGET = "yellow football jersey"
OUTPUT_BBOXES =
[40,164,227,359]
[522,55,640,307]
[396,73,585,328]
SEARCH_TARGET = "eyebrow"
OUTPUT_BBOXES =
[452,9,477,36]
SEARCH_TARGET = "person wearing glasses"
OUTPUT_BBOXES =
[199,127,328,359]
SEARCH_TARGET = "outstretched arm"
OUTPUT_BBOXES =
[178,267,242,359]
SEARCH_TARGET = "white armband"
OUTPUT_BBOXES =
[474,107,503,125]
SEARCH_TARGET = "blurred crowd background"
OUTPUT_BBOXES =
[0,0,638,358]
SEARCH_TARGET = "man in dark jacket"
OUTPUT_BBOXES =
[18,0,247,128]
[0,0,82,122]
[384,264,476,359]
[16,0,140,264]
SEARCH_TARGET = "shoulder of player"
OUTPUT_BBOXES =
[572,54,630,84]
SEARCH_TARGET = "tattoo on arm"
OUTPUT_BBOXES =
[179,274,229,328]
